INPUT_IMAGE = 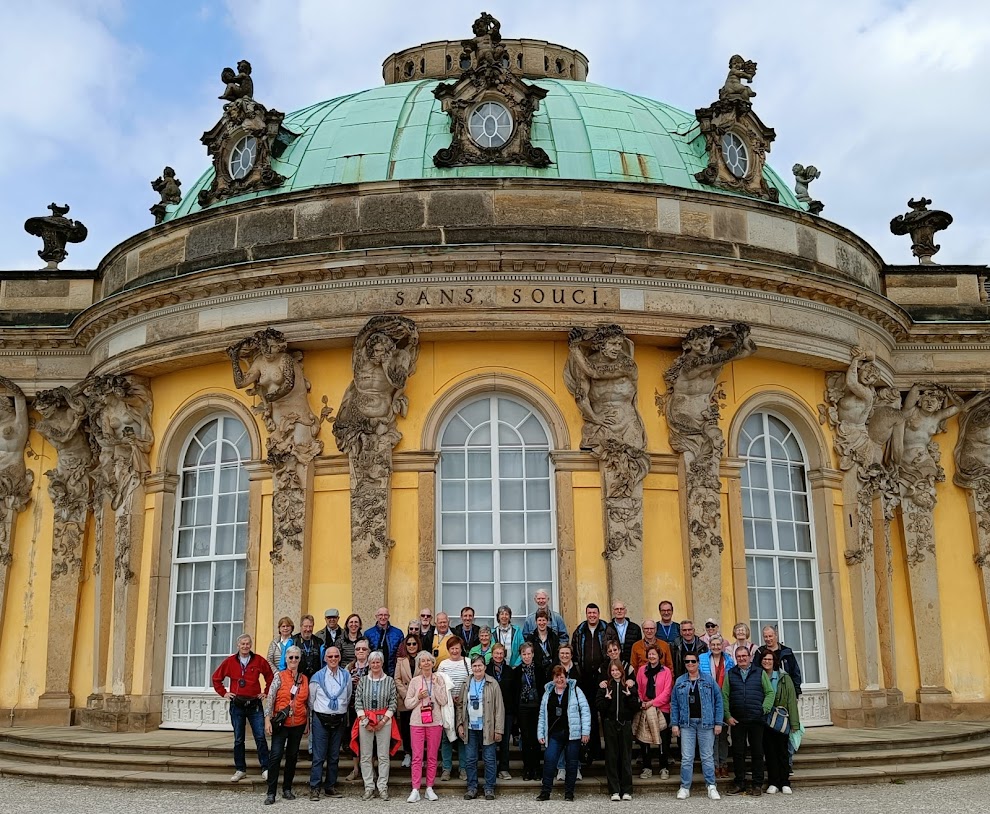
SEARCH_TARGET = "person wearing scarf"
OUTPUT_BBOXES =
[487,643,518,779]
[634,644,672,781]
[699,635,735,778]
[514,642,545,781]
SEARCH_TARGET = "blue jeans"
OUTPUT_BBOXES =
[542,732,580,796]
[678,719,716,787]
[441,734,466,772]
[309,713,347,790]
[229,699,269,772]
[464,729,497,793]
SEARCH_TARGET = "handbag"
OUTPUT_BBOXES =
[271,706,290,728]
[765,705,790,735]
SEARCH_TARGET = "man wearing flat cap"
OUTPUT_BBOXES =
[320,608,344,654]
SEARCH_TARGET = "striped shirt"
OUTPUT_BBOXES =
[354,674,397,716]
[438,656,470,699]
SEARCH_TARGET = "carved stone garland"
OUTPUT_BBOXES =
[33,385,94,713]
[81,374,154,713]
[228,328,329,628]
[564,325,649,619]
[433,13,551,169]
[0,376,33,654]
[332,316,419,625]
[658,324,755,624]
[953,392,990,646]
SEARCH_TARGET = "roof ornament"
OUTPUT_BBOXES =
[24,204,88,269]
[719,55,758,103]
[890,198,953,264]
[150,166,182,225]
[197,59,292,208]
[432,13,551,169]
[694,55,777,202]
[792,164,824,215]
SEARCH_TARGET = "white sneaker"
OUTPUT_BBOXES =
[407,789,420,803]
[261,770,268,781]
[621,794,632,801]
[707,785,721,801]
[230,770,247,782]
[676,788,690,800]
[640,768,652,779]
[425,787,439,801]
[576,769,583,781]
[557,768,565,781]
[610,793,620,802]
[659,769,670,781]
[402,755,412,768]
[781,786,792,795]
[767,785,779,794]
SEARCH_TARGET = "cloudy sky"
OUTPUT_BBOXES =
[1,0,988,270]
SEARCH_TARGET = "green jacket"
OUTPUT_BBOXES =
[769,671,801,730]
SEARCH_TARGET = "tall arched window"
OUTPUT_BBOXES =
[739,411,825,691]
[166,415,251,695]
[437,396,556,626]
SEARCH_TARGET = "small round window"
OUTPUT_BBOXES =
[228,135,258,180]
[468,102,513,149]
[721,132,749,179]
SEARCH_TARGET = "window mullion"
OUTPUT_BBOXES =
[490,397,501,547]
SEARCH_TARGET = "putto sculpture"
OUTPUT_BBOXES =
[792,163,824,214]
[219,60,254,103]
[0,376,33,566]
[24,203,88,268]
[954,391,990,567]
[889,197,953,264]
[718,54,758,103]
[150,166,182,224]
[564,324,650,561]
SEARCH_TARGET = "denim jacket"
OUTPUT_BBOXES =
[669,671,724,729]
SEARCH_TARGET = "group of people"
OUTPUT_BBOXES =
[211,591,805,803]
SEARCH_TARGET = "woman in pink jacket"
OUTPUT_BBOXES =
[634,644,672,780]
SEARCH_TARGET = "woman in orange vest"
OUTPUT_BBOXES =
[264,644,310,805]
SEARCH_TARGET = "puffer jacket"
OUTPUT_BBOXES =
[722,666,773,723]
[670,671,724,728]
[537,678,591,742]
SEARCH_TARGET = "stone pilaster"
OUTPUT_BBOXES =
[842,471,881,693]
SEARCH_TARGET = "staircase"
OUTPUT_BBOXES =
[1,721,988,790]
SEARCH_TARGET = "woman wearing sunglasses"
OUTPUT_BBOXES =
[395,635,423,768]
[263,645,310,805]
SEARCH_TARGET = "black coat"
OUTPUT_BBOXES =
[487,659,519,716]
[605,619,643,663]
[672,636,709,677]
[725,665,767,723]
[452,623,481,651]
[526,629,561,675]
[514,662,546,710]
[755,644,803,696]
[292,633,325,678]
[596,679,640,722]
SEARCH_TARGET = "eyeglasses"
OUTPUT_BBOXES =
[683,659,698,665]
[407,641,419,647]
[287,656,301,661]
[705,623,717,628]
[421,613,432,618]
[327,654,340,659]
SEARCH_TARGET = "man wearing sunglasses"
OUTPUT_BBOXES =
[417,608,436,650]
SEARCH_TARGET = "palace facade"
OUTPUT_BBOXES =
[1,15,988,733]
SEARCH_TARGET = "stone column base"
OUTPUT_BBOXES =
[77,694,160,732]
[0,706,77,727]
[916,686,954,720]
[829,688,914,728]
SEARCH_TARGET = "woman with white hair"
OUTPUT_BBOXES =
[354,650,398,800]
[263,644,310,805]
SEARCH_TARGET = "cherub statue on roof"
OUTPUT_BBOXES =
[220,60,254,102]
[719,55,758,103]
[461,11,507,70]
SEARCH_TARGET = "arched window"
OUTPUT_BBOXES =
[166,415,251,693]
[739,412,824,687]
[437,396,556,626]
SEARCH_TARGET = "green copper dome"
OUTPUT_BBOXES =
[166,79,804,221]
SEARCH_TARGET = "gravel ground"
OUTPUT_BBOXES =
[0,774,983,813]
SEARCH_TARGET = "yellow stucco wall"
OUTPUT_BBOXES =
[4,341,990,716]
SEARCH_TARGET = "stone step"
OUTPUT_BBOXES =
[3,752,990,791]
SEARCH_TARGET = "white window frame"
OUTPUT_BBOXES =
[164,414,250,695]
[435,395,558,627]
[739,410,828,700]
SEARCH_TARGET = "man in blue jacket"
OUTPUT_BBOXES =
[365,606,404,676]
[722,645,773,796]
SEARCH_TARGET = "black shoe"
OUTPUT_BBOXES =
[325,786,343,798]
[536,792,551,801]
[485,791,495,801]
[565,793,575,801]
[464,789,479,800]
[264,794,277,805]
[728,785,747,795]
[283,790,296,800]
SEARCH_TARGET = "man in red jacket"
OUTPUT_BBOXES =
[213,633,275,782]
